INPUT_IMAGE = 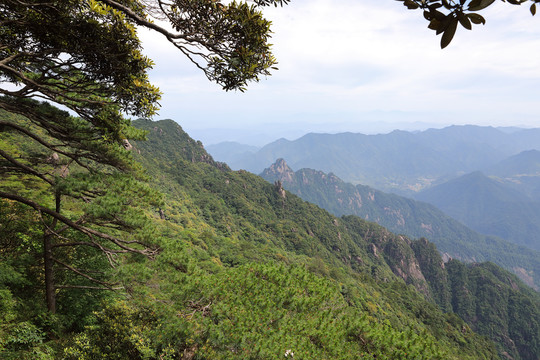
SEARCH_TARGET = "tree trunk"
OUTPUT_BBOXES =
[44,190,61,313]
[44,230,56,313]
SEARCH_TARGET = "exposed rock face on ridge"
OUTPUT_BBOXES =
[263,158,295,183]
[128,119,540,360]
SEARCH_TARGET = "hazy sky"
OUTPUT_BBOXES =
[139,0,540,145]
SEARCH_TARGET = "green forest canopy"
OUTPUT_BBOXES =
[1,1,540,359]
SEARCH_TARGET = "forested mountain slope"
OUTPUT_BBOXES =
[260,159,540,290]
[2,117,539,359]
[130,119,539,360]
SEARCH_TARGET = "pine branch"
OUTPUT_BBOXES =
[0,120,94,171]
[0,148,54,185]
[52,256,119,289]
[55,285,124,291]
[0,190,159,257]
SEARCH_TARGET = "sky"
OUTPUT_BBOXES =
[138,0,540,146]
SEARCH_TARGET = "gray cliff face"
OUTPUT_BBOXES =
[261,158,295,183]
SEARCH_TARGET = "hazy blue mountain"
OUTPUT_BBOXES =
[496,126,531,134]
[485,149,540,201]
[261,159,540,290]
[487,149,540,176]
[226,125,540,195]
[205,141,259,165]
[415,171,540,252]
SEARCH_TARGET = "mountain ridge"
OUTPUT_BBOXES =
[3,116,539,359]
[209,125,540,195]
[484,149,540,201]
[261,158,540,290]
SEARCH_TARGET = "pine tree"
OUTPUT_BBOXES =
[0,0,289,313]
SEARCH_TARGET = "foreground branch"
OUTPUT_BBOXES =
[56,285,124,290]
[0,190,158,257]
[52,257,119,290]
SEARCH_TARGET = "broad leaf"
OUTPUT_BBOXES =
[468,0,496,11]
[404,0,420,10]
[467,13,486,25]
[458,12,472,30]
[441,18,458,48]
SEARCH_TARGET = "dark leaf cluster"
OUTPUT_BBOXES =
[396,0,539,48]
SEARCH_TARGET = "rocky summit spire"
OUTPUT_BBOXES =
[261,158,295,183]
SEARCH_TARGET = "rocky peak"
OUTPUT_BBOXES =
[261,158,295,183]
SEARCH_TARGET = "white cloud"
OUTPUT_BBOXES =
[139,0,540,143]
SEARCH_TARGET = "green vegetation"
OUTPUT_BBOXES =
[261,159,540,290]
[2,117,519,359]
[1,0,290,316]
[0,104,160,313]
[445,261,540,360]
[411,239,540,360]
[2,1,539,359]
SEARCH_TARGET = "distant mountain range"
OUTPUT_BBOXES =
[208,125,540,195]
[261,158,540,290]
[211,124,540,265]
[415,170,540,252]
[484,149,540,201]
